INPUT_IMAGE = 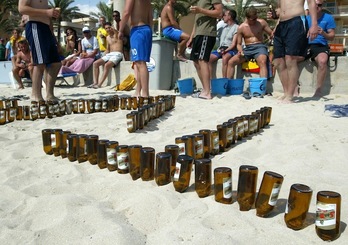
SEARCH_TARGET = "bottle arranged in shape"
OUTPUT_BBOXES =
[128,145,142,180]
[194,158,212,198]
[86,135,99,165]
[140,147,155,181]
[214,167,233,204]
[164,144,179,179]
[172,155,194,193]
[117,145,129,174]
[106,141,119,171]
[155,152,172,186]
[97,139,109,169]
[237,165,258,211]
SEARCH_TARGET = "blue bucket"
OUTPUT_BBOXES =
[249,78,267,95]
[227,79,245,95]
[211,78,228,96]
[177,78,194,95]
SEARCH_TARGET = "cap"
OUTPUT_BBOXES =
[82,26,90,33]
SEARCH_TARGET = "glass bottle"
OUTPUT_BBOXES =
[199,129,211,158]
[102,97,109,112]
[87,99,95,113]
[235,117,244,141]
[128,145,142,180]
[242,115,250,138]
[7,107,16,122]
[67,134,78,162]
[155,152,172,186]
[97,139,109,169]
[52,129,63,157]
[42,129,54,155]
[255,171,284,217]
[182,135,195,158]
[214,167,233,204]
[210,130,219,156]
[315,191,341,241]
[140,147,155,180]
[120,97,126,110]
[284,183,313,230]
[65,100,73,115]
[126,113,136,133]
[175,136,186,156]
[172,155,194,193]
[0,109,6,125]
[237,165,258,211]
[164,144,179,179]
[72,99,78,113]
[76,134,88,163]
[59,130,71,159]
[217,124,227,152]
[106,141,119,171]
[53,101,61,117]
[194,158,212,198]
[113,95,119,111]
[126,97,132,110]
[59,100,66,116]
[38,100,47,119]
[117,145,129,174]
[87,135,99,165]
[192,133,204,159]
[78,99,85,113]
[30,101,39,120]
[137,109,144,129]
[223,121,233,148]
[94,99,102,112]
[264,106,272,126]
[23,106,30,120]
[16,106,23,121]
[132,96,138,109]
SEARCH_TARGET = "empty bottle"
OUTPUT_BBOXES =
[117,145,129,174]
[87,135,99,165]
[140,147,155,181]
[237,165,258,211]
[128,145,142,180]
[194,158,212,198]
[173,155,194,193]
[106,141,119,171]
[214,167,233,204]
[155,152,172,186]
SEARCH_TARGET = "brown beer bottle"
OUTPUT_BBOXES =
[235,117,244,141]
[23,106,30,120]
[126,97,132,110]
[65,100,73,115]
[140,147,155,180]
[102,97,109,112]
[0,109,6,125]
[210,130,219,155]
[117,145,129,174]
[284,183,313,230]
[227,119,237,144]
[182,135,195,158]
[52,129,63,157]
[255,171,284,217]
[126,113,136,133]
[113,95,119,111]
[237,165,258,211]
[172,155,194,193]
[76,134,88,163]
[42,129,54,155]
[94,99,102,112]
[222,121,232,148]
[192,133,204,159]
[242,115,250,137]
[59,100,66,116]
[132,96,138,110]
[38,100,47,119]
[86,135,99,165]
[97,139,109,169]
[155,152,172,186]
[16,106,23,120]
[106,141,119,171]
[137,109,144,130]
[264,106,272,126]
[199,129,211,158]
[7,107,16,122]
[30,101,39,120]
[175,136,186,156]
[78,99,85,113]
[59,130,71,159]
[120,97,127,110]
[315,191,341,241]
[214,167,233,204]
[67,134,78,162]
[71,99,78,113]
[86,99,95,113]
[194,158,212,198]
[46,100,54,118]
[128,145,142,180]
[217,124,227,152]
[164,144,179,179]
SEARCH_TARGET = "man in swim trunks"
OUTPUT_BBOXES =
[18,0,62,102]
[91,22,124,88]
[226,7,273,79]
[272,0,318,103]
[188,0,223,100]
[113,10,130,61]
[118,0,153,97]
[161,0,190,62]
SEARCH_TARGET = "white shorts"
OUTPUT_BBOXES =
[101,52,123,65]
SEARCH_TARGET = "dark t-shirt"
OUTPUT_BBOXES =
[0,44,6,61]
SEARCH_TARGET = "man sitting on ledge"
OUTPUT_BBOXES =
[226,7,273,79]
[90,22,123,89]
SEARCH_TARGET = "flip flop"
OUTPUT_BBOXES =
[192,92,207,100]
[242,91,251,100]
[252,92,264,98]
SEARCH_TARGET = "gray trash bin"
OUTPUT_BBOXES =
[149,37,176,90]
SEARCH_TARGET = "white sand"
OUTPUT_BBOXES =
[0,84,347,244]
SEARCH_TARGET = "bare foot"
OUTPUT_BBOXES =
[17,86,25,90]
[293,84,300,96]
[177,54,188,62]
[31,96,44,102]
[46,96,59,102]
[281,96,294,104]
[313,89,322,98]
[278,94,286,100]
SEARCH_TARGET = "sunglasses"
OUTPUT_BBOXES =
[317,4,323,7]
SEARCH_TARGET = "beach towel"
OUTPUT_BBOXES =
[324,104,348,118]
[60,58,94,74]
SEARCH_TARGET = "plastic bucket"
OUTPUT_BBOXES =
[248,78,267,95]
[211,78,228,96]
[227,79,245,95]
[177,78,194,95]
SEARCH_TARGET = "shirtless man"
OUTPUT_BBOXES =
[113,10,131,61]
[18,0,61,102]
[272,0,318,102]
[91,22,123,88]
[118,0,153,97]
[226,7,273,79]
[161,0,190,61]
[13,39,33,89]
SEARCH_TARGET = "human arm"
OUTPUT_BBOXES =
[190,3,223,19]
[236,26,244,55]
[307,0,318,40]
[118,0,134,40]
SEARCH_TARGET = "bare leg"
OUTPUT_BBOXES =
[273,57,288,99]
[12,67,24,89]
[31,64,45,101]
[97,61,114,87]
[93,59,104,86]
[134,61,149,97]
[209,54,219,80]
[313,53,328,97]
[227,56,244,79]
[177,33,190,61]
[256,55,268,78]
[194,60,212,99]
[221,53,232,78]
[283,55,302,102]
[44,62,61,101]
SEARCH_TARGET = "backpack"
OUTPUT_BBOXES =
[115,74,137,91]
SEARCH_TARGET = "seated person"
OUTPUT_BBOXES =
[90,22,123,88]
[62,27,81,67]
[60,26,100,75]
[226,7,273,79]
[13,39,32,89]
[209,9,238,78]
[160,0,190,61]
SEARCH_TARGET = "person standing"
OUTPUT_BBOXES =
[306,0,336,97]
[118,0,153,98]
[18,0,62,102]
[188,0,223,100]
[161,0,190,62]
[0,38,6,61]
[272,0,318,103]
[113,10,130,61]
[97,16,108,56]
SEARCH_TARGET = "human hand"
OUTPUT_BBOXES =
[308,25,319,41]
[190,6,201,14]
[118,32,124,41]
[49,8,60,19]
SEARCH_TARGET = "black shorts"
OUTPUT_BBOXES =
[190,35,216,62]
[306,44,330,60]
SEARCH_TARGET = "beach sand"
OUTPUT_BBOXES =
[0,84,347,244]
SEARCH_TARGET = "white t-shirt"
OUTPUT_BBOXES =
[81,36,99,54]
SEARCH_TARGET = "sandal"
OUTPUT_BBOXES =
[242,91,251,100]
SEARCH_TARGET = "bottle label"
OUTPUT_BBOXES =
[54,104,59,114]
[268,183,282,206]
[227,128,233,141]
[127,118,133,129]
[95,102,101,110]
[243,120,249,132]
[66,139,69,153]
[51,134,56,148]
[213,136,219,150]
[173,162,181,181]
[31,106,38,116]
[117,152,129,170]
[9,108,16,118]
[316,202,336,229]
[78,101,84,111]
[177,143,185,155]
[48,105,54,114]
[195,139,203,155]
[223,177,232,198]
[102,101,108,110]
[0,111,5,120]
[88,101,94,110]
[107,148,117,165]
